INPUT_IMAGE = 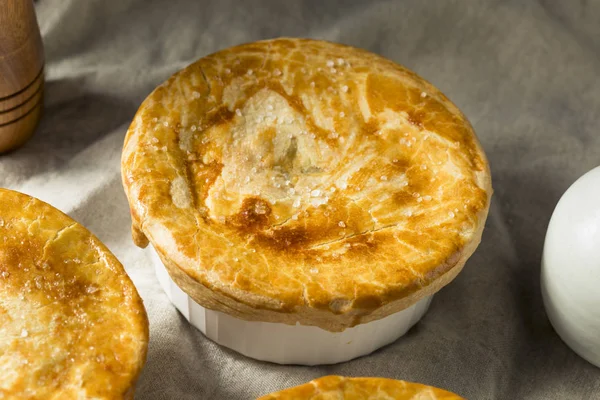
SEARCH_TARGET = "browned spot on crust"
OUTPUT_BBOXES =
[201,105,235,128]
[406,110,425,127]
[255,225,312,250]
[392,190,417,207]
[391,156,411,171]
[228,197,272,229]
[190,161,223,201]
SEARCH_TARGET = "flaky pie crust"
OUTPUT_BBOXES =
[0,189,149,399]
[122,38,492,332]
[258,375,464,399]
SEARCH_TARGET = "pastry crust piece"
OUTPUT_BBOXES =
[0,189,149,399]
[122,38,492,332]
[258,375,464,399]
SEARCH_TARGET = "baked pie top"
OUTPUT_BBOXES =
[122,38,491,331]
[0,189,148,399]
[258,375,464,400]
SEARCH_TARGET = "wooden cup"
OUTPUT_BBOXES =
[0,0,44,154]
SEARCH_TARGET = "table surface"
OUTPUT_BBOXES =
[2,0,600,398]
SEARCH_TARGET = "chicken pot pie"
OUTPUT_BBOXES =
[0,188,149,399]
[258,376,464,400]
[122,38,491,362]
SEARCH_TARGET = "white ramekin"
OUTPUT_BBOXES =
[541,166,600,368]
[151,247,432,365]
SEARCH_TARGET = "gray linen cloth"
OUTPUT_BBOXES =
[2,0,600,398]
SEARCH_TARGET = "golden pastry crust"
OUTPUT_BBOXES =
[258,375,464,399]
[122,38,492,331]
[0,189,149,399]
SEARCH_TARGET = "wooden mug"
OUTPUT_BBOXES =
[0,0,44,154]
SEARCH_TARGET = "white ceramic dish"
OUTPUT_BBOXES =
[541,166,600,368]
[150,247,432,365]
